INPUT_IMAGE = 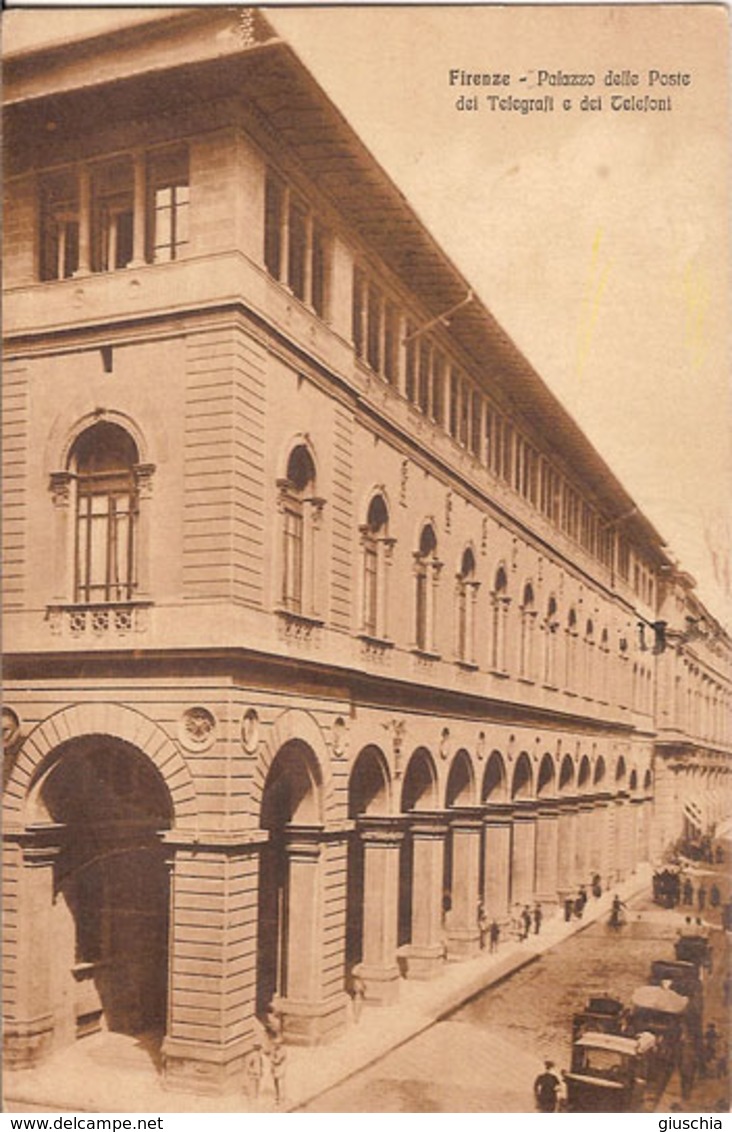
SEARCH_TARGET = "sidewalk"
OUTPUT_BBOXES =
[4,866,651,1114]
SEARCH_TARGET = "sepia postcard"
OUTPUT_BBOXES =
[2,3,731,1119]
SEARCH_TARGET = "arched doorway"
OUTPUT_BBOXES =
[33,736,172,1046]
[509,753,535,907]
[444,749,475,917]
[398,748,438,949]
[346,746,390,977]
[256,740,321,1019]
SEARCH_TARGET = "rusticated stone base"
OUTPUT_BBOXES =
[162,1035,251,1095]
[278,992,350,1045]
[4,1014,55,1069]
[353,961,401,1005]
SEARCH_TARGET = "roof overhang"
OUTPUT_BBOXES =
[3,10,670,554]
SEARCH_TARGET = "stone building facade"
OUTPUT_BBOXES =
[3,9,730,1094]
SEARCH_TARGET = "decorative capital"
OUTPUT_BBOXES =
[49,471,73,507]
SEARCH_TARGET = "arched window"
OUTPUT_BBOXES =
[360,494,392,639]
[490,566,509,673]
[543,596,559,687]
[414,523,440,653]
[519,582,537,681]
[599,628,610,703]
[584,619,595,698]
[69,422,140,603]
[565,607,578,692]
[278,445,322,618]
[455,548,478,665]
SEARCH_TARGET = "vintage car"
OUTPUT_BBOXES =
[674,933,713,974]
[648,959,703,1036]
[571,995,625,1041]
[630,983,690,1082]
[563,1031,656,1112]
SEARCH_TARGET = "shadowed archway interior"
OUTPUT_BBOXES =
[256,740,322,1017]
[36,736,172,1045]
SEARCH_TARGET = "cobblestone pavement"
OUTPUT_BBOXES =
[301,869,731,1113]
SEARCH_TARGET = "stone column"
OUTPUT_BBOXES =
[629,798,644,871]
[510,804,537,908]
[3,825,65,1068]
[278,828,349,1043]
[401,817,446,979]
[556,799,578,902]
[162,832,265,1094]
[354,819,403,1004]
[445,812,482,960]
[534,805,559,906]
[482,807,511,923]
[593,795,612,887]
[574,801,593,886]
[614,794,629,882]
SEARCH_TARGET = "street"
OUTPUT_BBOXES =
[301,873,730,1113]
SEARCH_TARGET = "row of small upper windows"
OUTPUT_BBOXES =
[351,266,656,608]
[61,427,635,666]
[39,148,189,280]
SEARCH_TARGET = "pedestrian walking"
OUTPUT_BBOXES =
[270,1042,287,1107]
[609,894,625,929]
[573,895,584,920]
[244,1042,265,1101]
[489,918,500,953]
[591,874,602,899]
[350,971,366,1023]
[564,897,573,923]
[521,905,532,940]
[534,1059,561,1112]
[533,903,543,935]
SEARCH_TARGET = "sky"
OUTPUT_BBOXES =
[4,4,731,625]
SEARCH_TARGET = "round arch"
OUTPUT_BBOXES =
[511,752,533,801]
[521,579,536,608]
[482,750,508,804]
[537,753,556,798]
[493,562,509,594]
[445,749,476,808]
[412,515,439,550]
[277,432,320,485]
[558,754,575,795]
[48,408,153,476]
[260,740,323,829]
[252,708,334,824]
[359,483,393,523]
[4,703,198,830]
[577,755,592,793]
[401,747,438,812]
[349,745,391,818]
